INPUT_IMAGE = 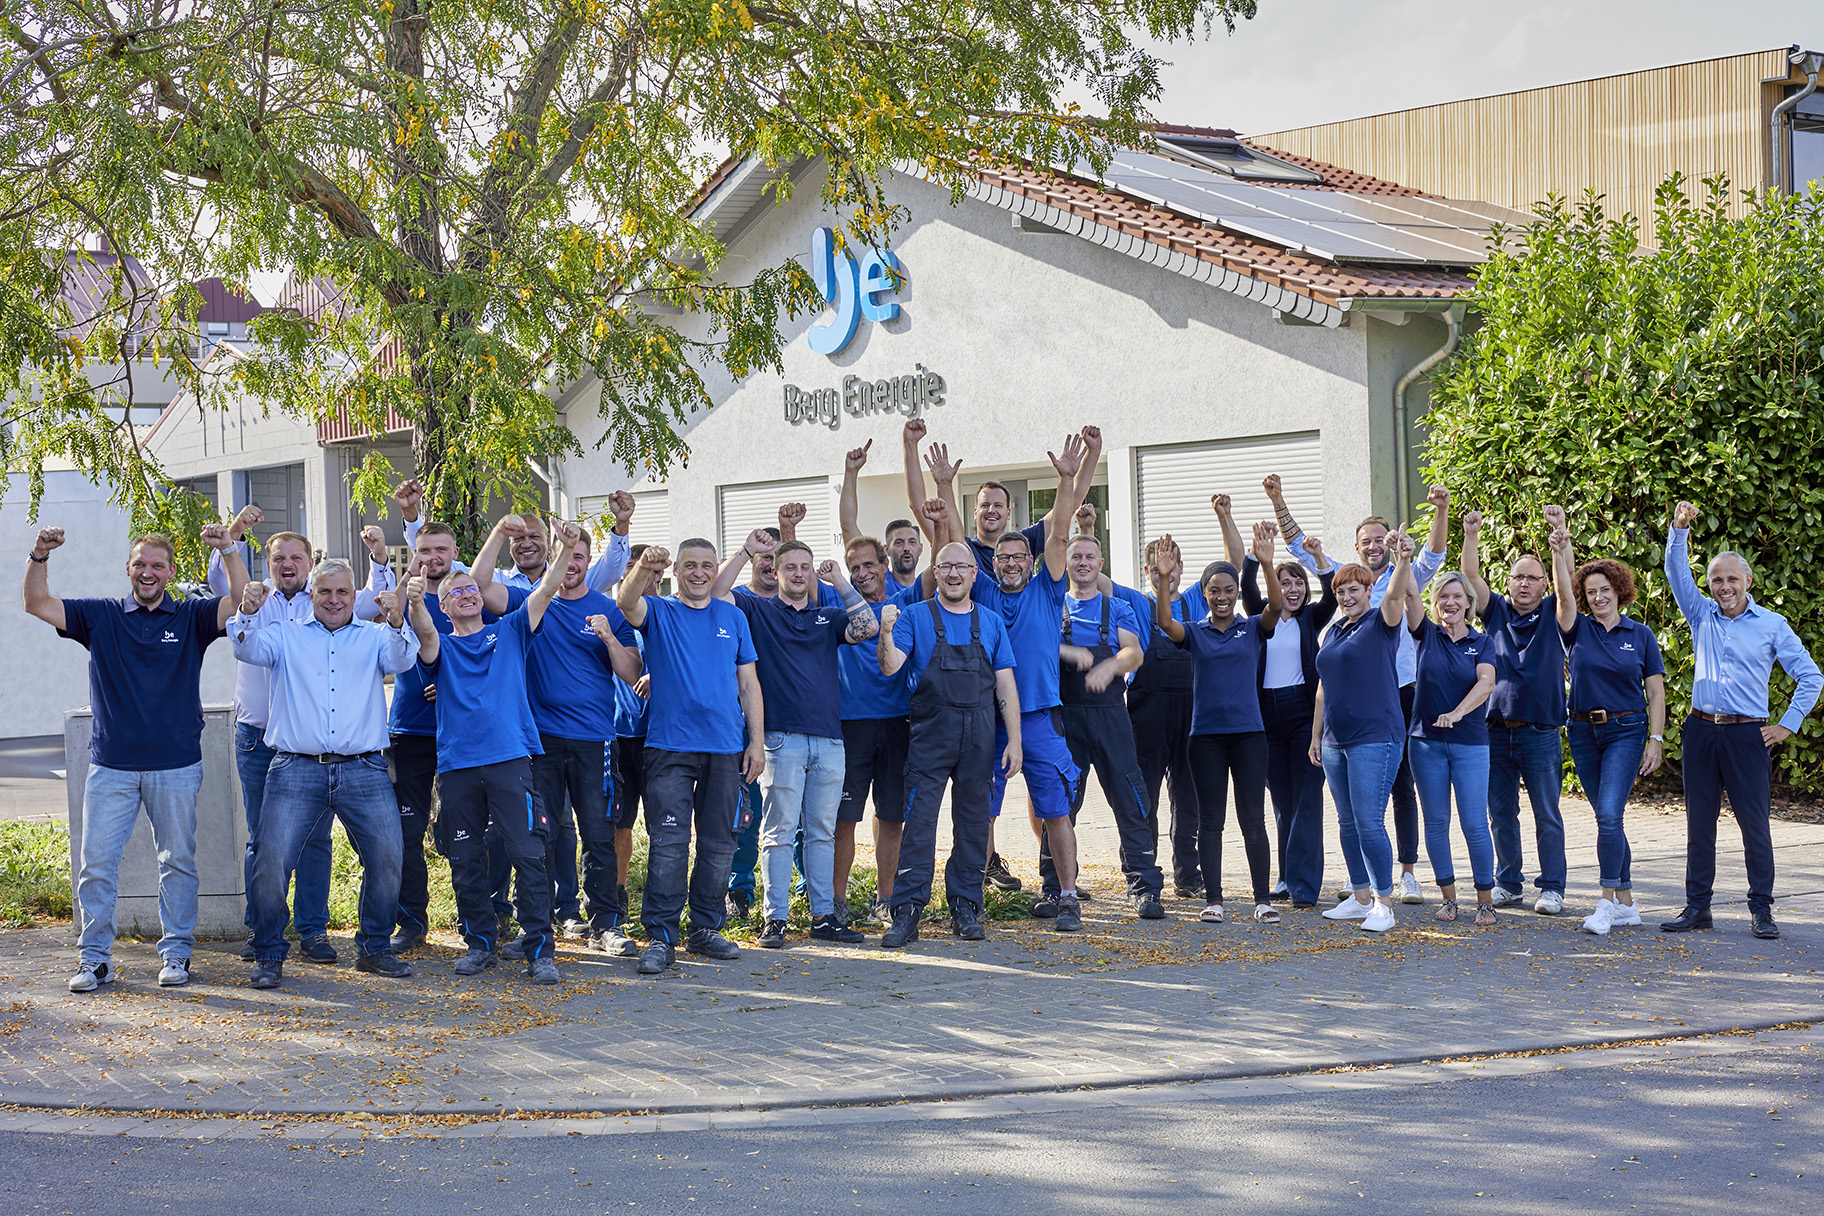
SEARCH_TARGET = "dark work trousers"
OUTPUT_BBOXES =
[1391,683,1420,866]
[437,757,552,960]
[1129,690,1200,889]
[640,749,747,944]
[1680,715,1777,912]
[1187,731,1272,905]
[533,735,621,931]
[895,602,998,915]
[1054,704,1163,896]
[1261,684,1324,905]
[386,732,439,937]
[487,785,581,929]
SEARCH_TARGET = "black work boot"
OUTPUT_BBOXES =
[949,901,986,941]
[880,906,921,949]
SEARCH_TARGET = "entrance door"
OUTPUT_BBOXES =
[243,462,307,579]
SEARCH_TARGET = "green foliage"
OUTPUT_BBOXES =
[3,0,1257,533]
[1423,176,1824,792]
[0,823,74,928]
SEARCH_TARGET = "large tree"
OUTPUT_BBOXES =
[2,0,1254,533]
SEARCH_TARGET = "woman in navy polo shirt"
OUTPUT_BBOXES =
[1406,571,1499,926]
[1549,531,1666,936]
[1150,524,1283,925]
[1309,530,1417,933]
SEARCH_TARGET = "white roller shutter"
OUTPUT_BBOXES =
[718,477,837,560]
[1135,432,1326,583]
[576,489,672,554]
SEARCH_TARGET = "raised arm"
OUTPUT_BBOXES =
[22,526,67,631]
[712,529,773,602]
[227,582,279,665]
[1041,431,1091,571]
[1252,522,1284,637]
[902,419,934,543]
[1149,536,1187,644]
[471,515,523,616]
[840,440,871,544]
[523,522,580,632]
[1414,486,1450,591]
[820,559,879,643]
[588,613,645,684]
[1043,425,1102,538]
[405,575,440,666]
[776,502,806,544]
[923,440,962,545]
[910,498,954,600]
[876,602,908,676]
[1461,510,1492,615]
[1664,501,1706,623]
[582,491,636,593]
[203,524,250,628]
[353,525,394,619]
[616,546,669,627]
[1380,530,1414,627]
[1544,504,1578,632]
[207,503,265,595]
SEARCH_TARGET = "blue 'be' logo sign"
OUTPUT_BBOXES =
[808,227,902,356]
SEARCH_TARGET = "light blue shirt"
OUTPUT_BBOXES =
[1289,534,1444,686]
[1664,527,1821,732]
[229,613,419,755]
[208,543,393,727]
[404,517,630,593]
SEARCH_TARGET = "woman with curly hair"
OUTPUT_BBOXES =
[1548,526,1667,936]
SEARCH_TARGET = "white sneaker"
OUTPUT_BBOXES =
[1534,890,1566,916]
[1323,895,1374,921]
[1360,901,1396,933]
[1608,900,1642,927]
[68,961,113,993]
[1490,887,1526,907]
[157,956,191,987]
[1397,872,1425,905]
[1581,899,1615,936]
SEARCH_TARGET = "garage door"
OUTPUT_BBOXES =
[1134,432,1326,584]
[717,478,836,560]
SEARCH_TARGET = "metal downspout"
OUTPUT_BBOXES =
[1392,302,1465,518]
[1770,49,1822,195]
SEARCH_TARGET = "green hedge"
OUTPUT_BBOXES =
[1423,176,1824,793]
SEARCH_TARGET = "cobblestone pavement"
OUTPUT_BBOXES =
[1,796,1818,1118]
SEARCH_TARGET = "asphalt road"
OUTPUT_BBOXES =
[2,1042,1816,1216]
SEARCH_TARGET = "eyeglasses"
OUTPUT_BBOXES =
[444,586,482,600]
[995,554,1031,565]
[936,562,974,574]
[1510,574,1547,584]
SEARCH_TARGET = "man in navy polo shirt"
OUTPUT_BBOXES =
[26,524,249,993]
[617,541,765,976]
[405,522,580,985]
[1462,507,1577,915]
[474,525,643,959]
[713,533,879,949]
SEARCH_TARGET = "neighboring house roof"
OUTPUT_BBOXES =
[53,248,156,332]
[195,277,268,325]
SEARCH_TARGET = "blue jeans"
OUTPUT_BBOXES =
[236,721,331,938]
[1407,737,1495,891]
[77,762,202,966]
[1568,717,1647,890]
[1320,739,1399,897]
[1487,723,1567,894]
[760,732,846,919]
[249,752,403,961]
[728,780,764,899]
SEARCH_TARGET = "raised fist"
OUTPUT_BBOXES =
[361,525,388,561]
[879,603,900,632]
[240,582,271,613]
[201,523,234,550]
[902,418,928,444]
[1211,493,1232,518]
[846,439,873,473]
[553,520,583,549]
[31,527,65,557]
[1074,504,1097,536]
[1262,473,1284,502]
[816,559,840,582]
[1547,527,1572,554]
[1427,485,1450,511]
[1542,503,1566,532]
[606,489,636,522]
[1388,530,1417,561]
[230,503,264,538]
[1303,535,1326,566]
[639,546,671,572]
[777,502,807,530]
[1673,501,1699,530]
[1079,424,1103,448]
[494,514,528,538]
[742,529,776,559]
[373,590,401,623]
[392,478,423,520]
[920,497,949,525]
[1461,510,1483,533]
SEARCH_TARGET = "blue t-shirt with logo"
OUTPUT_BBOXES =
[1177,614,1268,734]
[1409,618,1492,746]
[1316,612,1405,748]
[58,595,224,771]
[421,608,543,773]
[968,567,1068,712]
[965,521,1047,576]
[1481,593,1569,726]
[638,596,758,753]
[738,592,856,740]
[890,600,1017,699]
[838,585,923,721]
[1566,614,1664,716]
[526,592,637,741]
[390,584,529,737]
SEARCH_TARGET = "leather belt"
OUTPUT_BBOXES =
[1692,711,1767,726]
[283,750,382,765]
[1486,717,1550,730]
[1569,709,1645,725]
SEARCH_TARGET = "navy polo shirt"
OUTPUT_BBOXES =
[1566,614,1664,715]
[421,609,543,774]
[58,595,225,771]
[735,582,844,609]
[1481,593,1569,726]
[390,584,529,737]
[968,567,1068,712]
[1316,612,1405,748]
[839,585,922,721]
[1063,593,1144,650]
[1409,618,1493,746]
[527,592,636,741]
[638,596,758,753]
[891,601,1017,697]
[1177,614,1268,735]
[612,632,648,739]
[966,520,1047,576]
[738,592,857,740]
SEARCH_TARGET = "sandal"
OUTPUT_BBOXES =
[1474,903,1497,927]
[1199,903,1224,923]
[1253,903,1279,924]
[1435,899,1459,922]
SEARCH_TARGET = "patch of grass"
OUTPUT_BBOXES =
[0,823,74,927]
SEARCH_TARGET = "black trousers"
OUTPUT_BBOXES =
[1187,731,1272,904]
[1680,715,1777,911]
[1392,683,1420,866]
[1129,690,1201,889]
[438,757,552,960]
[1050,703,1163,896]
[640,749,745,943]
[534,735,622,930]
[1261,685,1324,905]
[897,706,996,913]
[386,732,439,935]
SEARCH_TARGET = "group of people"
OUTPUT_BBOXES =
[25,418,1816,995]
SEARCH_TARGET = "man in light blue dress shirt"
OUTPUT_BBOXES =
[230,558,420,989]
[1661,502,1821,940]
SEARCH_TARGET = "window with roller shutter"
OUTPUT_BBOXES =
[1134,433,1326,586]
[578,489,672,555]
[717,478,836,559]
